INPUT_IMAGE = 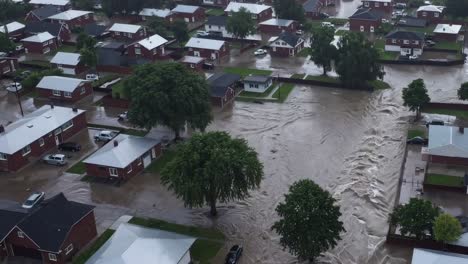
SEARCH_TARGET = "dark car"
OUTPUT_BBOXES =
[407,136,428,145]
[203,62,215,70]
[225,245,243,264]
[58,142,81,152]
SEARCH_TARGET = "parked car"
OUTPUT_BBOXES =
[94,130,118,142]
[394,3,406,9]
[118,111,128,121]
[5,82,22,93]
[58,142,81,152]
[425,40,436,47]
[407,136,428,145]
[20,70,31,79]
[319,12,329,19]
[295,29,304,35]
[86,73,99,81]
[225,245,243,264]
[409,54,418,60]
[22,191,45,209]
[42,154,67,166]
[203,62,215,70]
[321,21,334,28]
[15,45,24,51]
[196,30,209,37]
[254,49,267,56]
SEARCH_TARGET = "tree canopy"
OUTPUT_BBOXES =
[309,25,336,76]
[102,0,145,16]
[76,32,96,50]
[457,82,468,100]
[226,7,256,41]
[273,0,305,22]
[402,78,430,118]
[124,62,212,137]
[72,0,94,10]
[445,0,468,18]
[434,213,462,243]
[0,32,14,53]
[171,20,189,43]
[0,0,31,22]
[147,17,171,39]
[272,179,345,262]
[21,68,63,89]
[161,131,264,216]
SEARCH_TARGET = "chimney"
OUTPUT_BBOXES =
[0,125,4,134]
[460,127,464,134]
[72,107,78,112]
[114,140,119,147]
[50,104,54,109]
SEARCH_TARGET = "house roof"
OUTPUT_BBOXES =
[396,16,427,28]
[28,5,61,21]
[0,21,25,34]
[206,15,227,26]
[172,4,200,14]
[270,31,303,47]
[50,52,81,66]
[417,5,445,13]
[37,76,86,92]
[302,0,320,12]
[85,223,196,264]
[411,248,468,264]
[427,125,468,158]
[84,23,107,37]
[244,75,272,83]
[259,18,294,27]
[109,23,142,34]
[0,105,85,155]
[0,209,27,242]
[137,34,168,50]
[224,2,271,14]
[385,30,424,41]
[21,31,54,43]
[48,10,93,21]
[207,72,241,97]
[83,134,160,168]
[181,55,204,64]
[185,37,225,50]
[349,8,384,20]
[139,8,172,17]
[29,0,70,6]
[25,21,65,37]
[433,23,462,34]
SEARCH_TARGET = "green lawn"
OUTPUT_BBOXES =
[374,39,385,50]
[290,73,305,79]
[305,74,341,84]
[324,17,348,26]
[145,148,177,174]
[20,60,51,68]
[272,83,295,102]
[239,84,277,98]
[434,41,463,51]
[297,47,311,57]
[57,44,77,53]
[422,108,468,119]
[407,129,426,139]
[67,161,86,174]
[72,229,115,264]
[379,51,399,60]
[224,67,272,77]
[87,124,148,137]
[111,81,126,99]
[399,25,435,34]
[206,8,224,16]
[426,174,465,187]
[367,80,391,90]
[191,239,224,264]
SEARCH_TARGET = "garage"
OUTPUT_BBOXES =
[11,245,42,260]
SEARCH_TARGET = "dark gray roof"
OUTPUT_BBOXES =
[244,75,271,84]
[84,23,108,37]
[277,31,302,47]
[29,5,61,21]
[25,21,65,37]
[206,16,227,27]
[396,16,427,28]
[208,73,241,97]
[385,30,424,41]
[0,210,27,241]
[349,8,384,21]
[303,0,320,12]
[97,48,150,67]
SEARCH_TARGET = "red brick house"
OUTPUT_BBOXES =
[28,0,71,11]
[203,0,230,8]
[108,23,147,41]
[83,134,162,181]
[180,55,205,71]
[349,8,384,33]
[47,10,94,29]
[50,52,87,75]
[139,8,174,23]
[21,32,58,54]
[207,72,240,108]
[384,30,424,56]
[362,0,392,13]
[225,2,273,23]
[423,126,468,166]
[0,193,96,264]
[171,5,205,23]
[433,23,462,42]
[185,37,229,60]
[259,18,298,35]
[417,5,444,24]
[25,6,62,22]
[24,21,71,43]
[126,34,169,60]
[0,22,26,41]
[0,57,18,77]
[0,105,86,172]
[36,76,92,102]
[268,32,305,56]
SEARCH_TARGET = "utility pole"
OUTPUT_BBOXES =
[14,77,23,117]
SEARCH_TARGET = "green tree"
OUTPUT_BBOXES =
[80,47,97,69]
[446,0,468,18]
[434,213,463,243]
[272,179,345,262]
[147,17,171,39]
[226,7,255,44]
[390,198,440,239]
[402,78,430,119]
[124,62,212,138]
[76,32,96,50]
[309,25,336,76]
[161,131,264,216]
[21,68,63,89]
[408,0,424,7]
[0,32,14,52]
[73,0,94,10]
[335,32,385,89]
[273,0,305,22]
[0,0,30,22]
[457,82,468,100]
[171,20,189,43]
[101,0,145,16]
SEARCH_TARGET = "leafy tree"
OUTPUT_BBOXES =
[226,7,255,43]
[76,32,96,50]
[80,48,97,69]
[335,32,385,89]
[101,0,145,16]
[0,32,14,52]
[446,0,468,18]
[434,213,462,243]
[147,17,171,39]
[402,78,430,119]
[272,179,345,262]
[273,0,305,22]
[161,131,264,216]
[408,0,424,8]
[376,22,393,35]
[72,0,94,10]
[0,0,31,22]
[124,62,212,138]
[21,68,63,89]
[309,25,336,76]
[171,20,189,43]
[390,198,440,239]
[457,82,468,100]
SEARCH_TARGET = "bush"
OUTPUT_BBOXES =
[458,82,468,100]
[21,68,63,89]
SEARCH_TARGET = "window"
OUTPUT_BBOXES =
[403,39,409,44]
[64,92,72,98]
[375,2,379,7]
[251,14,257,19]
[135,48,141,55]
[127,165,132,174]
[391,39,396,44]
[364,1,369,7]
[384,2,387,6]
[249,84,254,88]
[422,11,427,17]
[39,138,45,147]
[49,40,53,44]
[80,86,85,94]
[22,145,31,156]
[53,90,61,96]
[65,244,73,255]
[370,26,374,32]
[190,63,195,68]
[43,41,48,46]
[84,14,89,19]
[3,66,10,73]
[153,49,157,55]
[128,33,132,38]
[62,120,73,131]
[17,231,24,238]
[43,47,51,53]
[0,153,6,160]
[360,25,364,32]
[434,12,439,17]
[109,168,118,176]
[208,25,212,28]
[48,253,57,262]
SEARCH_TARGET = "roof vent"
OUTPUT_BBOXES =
[72,107,78,112]
[50,104,54,109]
[459,127,464,134]
[0,125,4,134]
[114,140,119,147]
[27,124,33,128]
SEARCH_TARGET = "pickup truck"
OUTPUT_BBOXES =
[94,130,118,142]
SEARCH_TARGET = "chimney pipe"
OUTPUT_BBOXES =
[0,125,4,134]
[460,127,464,134]
[50,104,54,109]
[72,107,78,112]
[114,140,119,147]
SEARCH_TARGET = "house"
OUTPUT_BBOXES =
[24,21,71,42]
[243,75,273,93]
[171,5,205,23]
[47,10,94,29]
[0,22,26,40]
[422,125,468,166]
[21,32,58,54]
[0,193,97,264]
[416,5,444,24]
[50,52,86,75]
[0,57,18,77]
[86,223,196,264]
[268,31,305,56]
[185,37,229,60]
[25,5,61,22]
[108,23,147,41]
[349,8,384,33]
[258,18,298,35]
[126,34,169,60]
[303,0,322,19]
[139,8,174,23]
[396,16,427,28]
[180,55,205,71]
[411,248,468,264]
[203,0,230,8]
[83,134,161,180]
[96,41,142,74]
[28,0,71,11]
[433,23,462,42]
[384,30,424,56]
[36,76,92,102]
[362,0,392,13]
[205,16,228,36]
[224,2,273,23]
[83,23,108,38]
[0,105,86,172]
[207,72,241,108]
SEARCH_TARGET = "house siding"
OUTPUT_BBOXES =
[258,21,298,35]
[173,8,205,23]
[127,43,167,60]
[211,87,235,108]
[36,82,93,103]
[417,10,443,24]
[434,32,458,42]
[51,63,87,75]
[187,43,229,60]
[22,38,58,54]
[110,28,147,41]
[181,60,204,71]
[384,37,424,55]
[270,41,304,57]
[429,155,468,166]
[226,8,272,23]
[362,0,393,13]
[349,18,381,32]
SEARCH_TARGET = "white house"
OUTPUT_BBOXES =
[243,75,273,93]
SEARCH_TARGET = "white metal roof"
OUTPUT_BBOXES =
[0,106,85,155]
[411,248,468,264]
[181,55,204,63]
[21,32,54,43]
[137,34,168,50]
[225,2,271,14]
[139,8,172,17]
[36,76,86,92]
[50,52,81,66]
[185,37,225,50]
[83,134,160,168]
[29,0,70,6]
[428,125,468,158]
[259,18,293,27]
[417,5,445,13]
[172,4,199,14]
[433,24,462,34]
[48,10,93,21]
[0,22,25,33]
[85,223,196,264]
[109,23,142,34]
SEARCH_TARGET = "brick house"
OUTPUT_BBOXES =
[433,23,462,42]
[0,105,86,172]
[205,16,228,36]
[259,18,298,35]
[36,76,92,103]
[24,21,71,42]
[385,30,424,56]
[28,0,71,11]
[0,193,96,264]
[0,57,18,77]
[25,6,61,22]
[47,10,94,29]
[50,52,87,75]
[362,0,393,13]
[422,125,468,166]
[83,134,161,181]
[171,5,205,23]
[185,37,229,60]
[180,55,205,71]
[349,8,384,33]
[139,8,174,23]
[303,0,322,19]
[207,72,241,108]
[126,34,169,60]
[203,0,230,8]
[21,32,58,54]
[108,23,147,41]
[268,32,305,56]
[417,5,444,24]
[0,22,26,41]
[225,2,273,23]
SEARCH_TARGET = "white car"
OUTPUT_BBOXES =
[196,30,209,37]
[22,192,45,209]
[6,82,22,93]
[254,49,267,56]
[321,22,335,28]
[86,73,99,81]
[94,130,118,142]
[118,111,128,121]
[42,154,67,166]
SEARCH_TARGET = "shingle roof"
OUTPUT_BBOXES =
[37,76,85,92]
[0,209,27,241]
[349,8,384,20]
[417,5,444,13]
[225,2,271,14]
[139,8,172,17]
[29,0,70,6]
[109,23,142,34]
[271,31,303,47]
[244,75,272,83]
[28,5,61,21]
[434,24,462,34]
[50,52,81,66]
[207,73,241,97]
[259,18,294,27]
[48,10,93,21]
[84,23,107,37]
[25,21,65,37]
[21,31,54,43]
[396,16,427,28]
[385,30,424,41]
[172,4,200,14]
[185,37,225,50]
[303,0,320,12]
[206,16,227,26]
[428,125,468,158]
[137,34,168,50]
[0,21,25,34]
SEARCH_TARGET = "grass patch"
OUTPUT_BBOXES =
[335,29,348,36]
[297,47,311,57]
[235,96,277,103]
[57,44,77,53]
[422,108,468,119]
[290,73,305,79]
[87,123,148,137]
[379,51,399,60]
[324,17,348,26]
[367,80,391,90]
[305,74,341,84]
[145,148,177,174]
[224,67,272,78]
[206,8,224,16]
[434,41,463,51]
[191,239,224,264]
[272,83,295,102]
[374,39,385,50]
[239,84,276,98]
[426,174,465,187]
[408,129,426,139]
[72,229,115,264]
[111,81,126,99]
[399,25,435,34]
[20,60,51,68]
[67,161,86,174]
